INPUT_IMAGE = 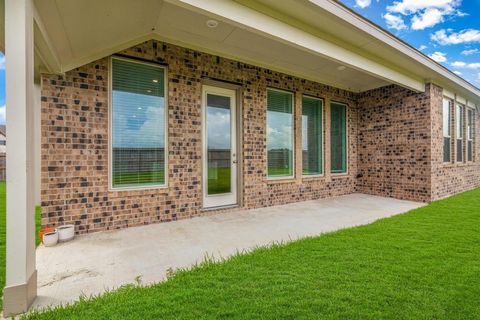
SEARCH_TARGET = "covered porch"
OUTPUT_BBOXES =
[3,0,478,316]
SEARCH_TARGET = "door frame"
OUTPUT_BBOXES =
[202,84,241,208]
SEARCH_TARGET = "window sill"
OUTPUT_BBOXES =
[108,185,169,197]
[302,174,325,181]
[331,173,350,178]
[266,178,297,185]
[441,162,476,168]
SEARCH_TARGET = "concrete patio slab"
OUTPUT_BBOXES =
[32,193,424,310]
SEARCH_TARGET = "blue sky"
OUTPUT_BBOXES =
[339,0,480,88]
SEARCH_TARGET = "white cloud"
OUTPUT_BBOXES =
[461,49,479,55]
[432,29,480,45]
[0,55,4,70]
[387,0,460,15]
[355,0,371,8]
[428,51,447,62]
[267,113,293,150]
[382,13,407,31]
[418,45,428,51]
[411,8,444,30]
[0,105,5,124]
[451,61,466,67]
[467,63,480,69]
[451,61,480,69]
[386,0,461,30]
[207,108,231,149]
[453,70,462,75]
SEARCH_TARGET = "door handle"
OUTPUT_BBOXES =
[232,160,237,164]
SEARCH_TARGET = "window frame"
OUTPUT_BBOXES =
[330,101,348,175]
[456,103,465,163]
[442,98,452,163]
[301,95,324,177]
[108,56,169,191]
[266,88,295,180]
[467,107,474,162]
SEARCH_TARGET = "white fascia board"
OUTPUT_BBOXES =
[32,4,62,73]
[166,0,425,92]
[312,0,480,101]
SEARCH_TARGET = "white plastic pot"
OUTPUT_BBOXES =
[56,225,75,242]
[43,232,58,247]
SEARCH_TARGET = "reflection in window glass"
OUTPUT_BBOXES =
[467,108,474,162]
[267,89,293,178]
[111,58,166,188]
[456,104,464,162]
[443,99,451,162]
[302,96,323,175]
[206,94,232,195]
[331,102,347,173]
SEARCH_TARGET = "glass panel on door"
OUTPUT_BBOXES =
[206,94,232,195]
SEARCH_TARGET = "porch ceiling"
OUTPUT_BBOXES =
[31,0,394,93]
[0,0,476,101]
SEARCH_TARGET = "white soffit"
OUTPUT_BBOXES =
[30,0,398,92]
[167,0,424,92]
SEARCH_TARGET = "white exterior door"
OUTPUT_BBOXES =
[202,85,238,208]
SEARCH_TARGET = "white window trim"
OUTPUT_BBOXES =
[467,108,474,141]
[442,98,452,139]
[330,101,349,176]
[266,88,295,180]
[442,98,453,163]
[456,103,464,139]
[467,107,474,162]
[108,56,169,191]
[301,94,324,178]
[456,103,465,163]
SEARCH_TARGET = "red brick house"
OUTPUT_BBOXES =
[2,0,480,315]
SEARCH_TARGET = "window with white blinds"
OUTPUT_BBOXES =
[267,89,294,178]
[456,104,464,163]
[302,96,323,175]
[111,57,167,188]
[467,108,474,162]
[331,102,347,174]
[443,99,452,163]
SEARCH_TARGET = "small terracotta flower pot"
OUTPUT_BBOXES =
[39,227,56,243]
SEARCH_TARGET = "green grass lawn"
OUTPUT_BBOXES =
[22,188,480,319]
[0,182,41,311]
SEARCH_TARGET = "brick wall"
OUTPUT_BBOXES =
[430,84,480,200]
[41,40,358,234]
[356,84,433,202]
[41,39,480,234]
